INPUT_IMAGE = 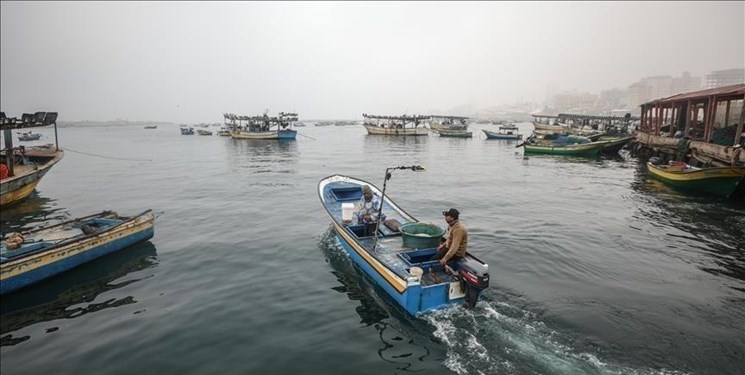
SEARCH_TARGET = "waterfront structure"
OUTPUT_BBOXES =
[635,84,745,167]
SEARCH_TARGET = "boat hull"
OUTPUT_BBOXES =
[483,129,522,140]
[599,136,634,153]
[646,162,745,198]
[231,129,297,140]
[436,130,472,138]
[523,141,608,156]
[0,211,156,294]
[319,175,488,315]
[0,150,64,207]
[363,124,428,136]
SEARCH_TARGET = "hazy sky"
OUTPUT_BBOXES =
[1,1,743,122]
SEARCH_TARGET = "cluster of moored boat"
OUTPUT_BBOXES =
[1,111,156,295]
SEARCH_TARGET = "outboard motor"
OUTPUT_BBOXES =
[455,258,489,308]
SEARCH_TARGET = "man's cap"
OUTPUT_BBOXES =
[442,208,459,219]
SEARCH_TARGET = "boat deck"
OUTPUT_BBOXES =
[322,180,456,285]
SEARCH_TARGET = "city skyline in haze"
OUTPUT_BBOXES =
[1,1,743,122]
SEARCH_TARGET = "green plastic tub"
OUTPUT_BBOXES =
[399,223,446,249]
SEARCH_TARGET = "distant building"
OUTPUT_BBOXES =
[599,88,628,110]
[626,72,702,107]
[704,68,745,88]
[671,71,701,95]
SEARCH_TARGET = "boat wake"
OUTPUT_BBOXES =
[317,228,688,375]
[422,301,689,375]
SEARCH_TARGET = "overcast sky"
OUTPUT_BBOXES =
[1,1,743,122]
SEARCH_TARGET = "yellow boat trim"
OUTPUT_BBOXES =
[648,164,745,182]
[330,218,407,294]
[0,215,154,280]
[0,179,40,206]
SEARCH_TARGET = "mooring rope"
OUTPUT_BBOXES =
[63,147,153,162]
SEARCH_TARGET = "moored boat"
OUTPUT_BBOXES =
[436,129,473,138]
[318,167,490,315]
[1,111,63,207]
[180,126,195,135]
[226,112,298,140]
[598,135,635,153]
[0,209,156,294]
[197,129,213,136]
[18,131,42,141]
[520,139,610,156]
[362,114,430,136]
[144,125,158,129]
[428,115,469,132]
[646,161,745,198]
[483,125,522,140]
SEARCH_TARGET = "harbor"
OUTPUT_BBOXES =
[1,2,744,375]
[1,120,743,375]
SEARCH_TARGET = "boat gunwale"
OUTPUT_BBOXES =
[0,209,155,266]
[319,174,423,294]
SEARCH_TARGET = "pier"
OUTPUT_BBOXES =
[630,84,745,167]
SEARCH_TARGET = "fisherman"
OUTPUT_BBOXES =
[354,185,386,236]
[431,208,468,268]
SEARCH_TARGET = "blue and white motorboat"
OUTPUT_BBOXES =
[1,210,156,294]
[318,167,489,315]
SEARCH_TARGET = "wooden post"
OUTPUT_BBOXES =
[736,96,745,146]
[3,128,14,177]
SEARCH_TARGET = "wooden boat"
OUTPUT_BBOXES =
[646,161,745,198]
[318,169,490,315]
[362,114,430,136]
[2,112,63,207]
[180,126,194,135]
[18,131,42,141]
[429,115,469,132]
[144,125,158,129]
[436,129,473,138]
[483,125,522,140]
[521,140,610,156]
[197,129,213,136]
[217,127,231,136]
[598,135,635,153]
[533,122,568,132]
[1,146,64,207]
[0,210,156,294]
[226,112,298,140]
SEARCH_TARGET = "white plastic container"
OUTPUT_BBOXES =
[409,267,423,281]
[341,203,355,222]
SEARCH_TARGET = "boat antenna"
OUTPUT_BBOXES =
[373,165,426,251]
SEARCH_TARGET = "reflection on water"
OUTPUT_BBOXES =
[0,242,158,346]
[0,195,69,235]
[225,139,299,179]
[629,160,745,283]
[363,134,429,156]
[317,228,440,372]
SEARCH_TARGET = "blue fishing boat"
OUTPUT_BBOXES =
[180,126,195,135]
[0,209,156,294]
[318,167,489,315]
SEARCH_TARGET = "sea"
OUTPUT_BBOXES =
[1,123,743,375]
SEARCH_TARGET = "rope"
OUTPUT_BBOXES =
[63,147,152,162]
